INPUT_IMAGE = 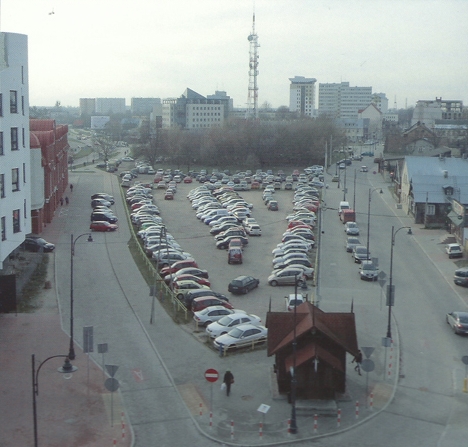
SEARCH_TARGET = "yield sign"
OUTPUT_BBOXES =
[204,368,219,383]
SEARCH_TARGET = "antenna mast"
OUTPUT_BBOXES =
[246,12,260,119]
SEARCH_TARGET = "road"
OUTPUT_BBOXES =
[58,161,468,446]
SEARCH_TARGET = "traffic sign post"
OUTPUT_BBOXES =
[205,368,219,416]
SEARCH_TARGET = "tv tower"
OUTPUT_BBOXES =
[246,12,260,119]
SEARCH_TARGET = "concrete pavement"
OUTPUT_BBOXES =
[1,163,466,446]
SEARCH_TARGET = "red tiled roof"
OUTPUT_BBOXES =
[284,343,343,372]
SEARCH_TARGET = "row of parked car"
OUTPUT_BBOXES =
[267,184,318,289]
[90,193,119,227]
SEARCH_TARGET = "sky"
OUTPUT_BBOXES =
[2,0,468,109]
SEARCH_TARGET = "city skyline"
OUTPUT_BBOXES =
[2,0,467,109]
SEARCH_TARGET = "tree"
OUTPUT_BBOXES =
[92,133,116,162]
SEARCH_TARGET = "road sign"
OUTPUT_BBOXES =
[105,377,119,392]
[204,368,219,383]
[361,346,375,359]
[361,358,375,373]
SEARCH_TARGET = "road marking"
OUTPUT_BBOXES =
[132,368,144,382]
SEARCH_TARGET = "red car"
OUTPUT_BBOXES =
[172,274,211,288]
[183,176,193,183]
[288,220,314,230]
[160,259,199,276]
[165,192,174,200]
[191,296,234,313]
[90,221,118,232]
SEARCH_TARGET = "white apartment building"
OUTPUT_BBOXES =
[0,32,31,269]
[185,104,224,129]
[95,98,126,115]
[318,82,372,119]
[289,76,317,117]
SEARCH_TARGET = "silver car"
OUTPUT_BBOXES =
[353,245,370,263]
[346,237,361,253]
[446,311,468,335]
[268,268,306,286]
[359,260,379,281]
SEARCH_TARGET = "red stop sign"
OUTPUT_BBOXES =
[204,368,219,383]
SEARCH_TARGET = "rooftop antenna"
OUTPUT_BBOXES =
[246,9,260,119]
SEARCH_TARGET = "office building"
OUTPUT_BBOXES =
[289,76,317,117]
[318,82,372,119]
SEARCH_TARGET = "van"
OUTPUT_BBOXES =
[338,201,350,215]
[340,209,356,223]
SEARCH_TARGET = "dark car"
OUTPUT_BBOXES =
[184,289,228,310]
[90,212,118,223]
[22,237,55,252]
[191,296,234,313]
[454,267,468,287]
[216,235,249,250]
[267,200,279,211]
[228,276,259,294]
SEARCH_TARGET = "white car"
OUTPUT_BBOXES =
[213,324,268,350]
[193,306,237,327]
[285,293,305,311]
[345,222,360,235]
[205,312,261,338]
[245,224,262,236]
[286,264,314,280]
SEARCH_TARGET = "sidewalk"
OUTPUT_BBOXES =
[0,220,132,447]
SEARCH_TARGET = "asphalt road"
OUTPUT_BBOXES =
[57,162,468,446]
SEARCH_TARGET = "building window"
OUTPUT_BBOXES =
[0,174,4,197]
[11,128,18,150]
[426,204,435,216]
[12,168,19,191]
[24,199,27,219]
[0,132,3,155]
[1,216,5,240]
[23,163,26,183]
[10,91,18,113]
[22,96,25,115]
[12,209,20,233]
[0,93,2,116]
[22,128,25,147]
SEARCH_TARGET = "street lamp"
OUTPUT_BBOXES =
[289,275,299,434]
[366,187,383,257]
[32,354,77,447]
[69,233,93,360]
[386,226,412,339]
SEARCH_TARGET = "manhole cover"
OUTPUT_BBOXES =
[241,395,253,401]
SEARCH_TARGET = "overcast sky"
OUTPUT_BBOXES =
[2,0,467,109]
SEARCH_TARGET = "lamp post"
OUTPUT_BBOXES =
[386,225,412,339]
[32,354,77,447]
[69,233,93,360]
[289,275,299,434]
[366,187,383,258]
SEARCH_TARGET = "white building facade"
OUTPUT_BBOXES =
[289,76,317,117]
[95,98,126,115]
[0,32,31,269]
[318,82,372,119]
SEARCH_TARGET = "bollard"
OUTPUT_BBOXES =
[121,412,126,442]
[199,403,203,416]
[337,409,341,427]
[113,440,117,446]
[230,420,234,440]
[313,414,318,433]
[259,422,263,439]
[369,392,374,410]
[287,418,291,435]
[209,412,213,430]
[388,340,393,379]
[464,377,468,393]
[355,401,359,419]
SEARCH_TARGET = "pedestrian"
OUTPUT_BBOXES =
[65,196,69,205]
[223,370,234,396]
[70,184,73,192]
[352,350,362,375]
[60,197,64,206]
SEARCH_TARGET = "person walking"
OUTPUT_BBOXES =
[223,370,234,396]
[352,350,362,375]
[70,184,73,192]
[60,197,64,206]
[65,196,69,205]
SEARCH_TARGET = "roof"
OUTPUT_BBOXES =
[266,302,358,357]
[405,156,468,203]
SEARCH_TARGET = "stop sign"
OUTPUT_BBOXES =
[204,368,219,383]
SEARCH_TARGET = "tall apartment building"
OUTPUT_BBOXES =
[95,98,126,115]
[289,76,317,117]
[318,82,372,119]
[131,98,161,116]
[162,88,229,129]
[0,32,31,269]
[79,98,96,115]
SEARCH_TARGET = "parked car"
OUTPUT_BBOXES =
[90,212,118,223]
[21,237,55,252]
[184,290,228,310]
[164,267,209,284]
[359,260,379,281]
[267,200,279,211]
[193,306,237,327]
[345,237,361,253]
[446,311,468,335]
[228,276,259,294]
[453,267,468,287]
[446,243,463,259]
[285,293,305,311]
[244,224,262,236]
[268,268,306,286]
[345,222,360,235]
[172,274,210,288]
[90,221,118,232]
[153,251,191,267]
[91,193,115,204]
[173,280,210,300]
[159,259,198,276]
[216,235,249,250]
[352,245,370,263]
[213,324,268,350]
[205,313,261,338]
[191,296,234,313]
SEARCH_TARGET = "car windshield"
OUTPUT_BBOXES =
[217,316,234,326]
[362,264,375,271]
[458,315,468,323]
[356,247,368,254]
[289,299,303,306]
[227,327,243,338]
[34,238,47,244]
[348,223,357,228]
